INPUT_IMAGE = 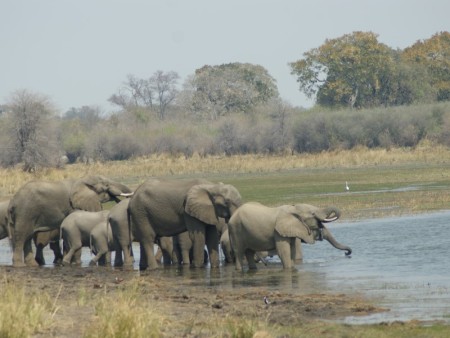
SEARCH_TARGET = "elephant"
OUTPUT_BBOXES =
[1,200,62,265]
[128,178,241,270]
[61,210,110,265]
[8,175,132,267]
[228,202,352,270]
[89,220,122,267]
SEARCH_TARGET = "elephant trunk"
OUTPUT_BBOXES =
[322,228,352,256]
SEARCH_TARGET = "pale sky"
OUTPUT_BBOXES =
[1,0,449,114]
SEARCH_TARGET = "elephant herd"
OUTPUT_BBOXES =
[0,175,352,271]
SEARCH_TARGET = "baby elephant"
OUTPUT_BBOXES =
[61,210,110,266]
[89,221,122,266]
[228,202,351,270]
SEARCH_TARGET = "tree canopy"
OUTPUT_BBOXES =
[289,31,447,108]
[402,31,450,101]
[187,63,279,119]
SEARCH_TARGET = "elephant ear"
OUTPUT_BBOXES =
[70,177,104,212]
[274,210,315,244]
[184,184,218,225]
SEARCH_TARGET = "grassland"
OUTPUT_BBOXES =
[1,144,450,337]
[2,142,450,219]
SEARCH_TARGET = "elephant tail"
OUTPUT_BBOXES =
[6,204,15,250]
[126,205,133,249]
[106,219,112,244]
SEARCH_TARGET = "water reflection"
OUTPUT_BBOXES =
[1,210,450,324]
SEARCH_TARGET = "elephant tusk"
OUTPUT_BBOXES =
[120,192,134,197]
[323,216,338,222]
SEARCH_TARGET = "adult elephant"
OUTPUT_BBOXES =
[61,210,110,266]
[1,200,62,265]
[128,178,241,270]
[228,202,351,270]
[8,175,132,267]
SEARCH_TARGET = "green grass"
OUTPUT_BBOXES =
[203,162,450,220]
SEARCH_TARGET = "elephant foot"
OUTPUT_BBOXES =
[53,257,63,265]
[61,260,72,266]
[26,260,39,267]
[12,261,27,268]
[89,260,97,267]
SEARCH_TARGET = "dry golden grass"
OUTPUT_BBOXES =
[1,142,449,200]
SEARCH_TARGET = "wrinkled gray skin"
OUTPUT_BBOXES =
[61,210,110,266]
[89,220,123,267]
[220,228,302,265]
[8,175,132,267]
[129,178,241,270]
[228,202,351,270]
[1,201,63,265]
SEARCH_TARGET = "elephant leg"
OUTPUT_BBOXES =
[104,251,111,266]
[121,242,134,268]
[74,248,82,265]
[190,229,206,268]
[89,252,103,266]
[205,226,220,268]
[114,248,124,267]
[177,232,192,265]
[245,249,257,270]
[63,243,80,266]
[24,237,38,266]
[50,241,63,265]
[12,240,26,267]
[34,244,46,266]
[162,250,172,266]
[275,238,293,269]
[290,239,297,267]
[140,240,157,270]
[294,238,303,263]
[154,246,163,264]
[98,254,107,266]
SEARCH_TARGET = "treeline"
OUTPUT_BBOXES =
[1,91,449,172]
[0,30,450,171]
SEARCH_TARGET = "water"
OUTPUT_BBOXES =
[1,211,450,324]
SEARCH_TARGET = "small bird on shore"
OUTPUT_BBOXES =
[263,296,270,305]
[345,181,350,192]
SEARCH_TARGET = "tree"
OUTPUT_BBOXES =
[109,71,179,120]
[109,74,154,109]
[289,31,395,108]
[149,70,179,120]
[60,105,103,163]
[187,63,279,119]
[402,31,450,101]
[3,89,59,171]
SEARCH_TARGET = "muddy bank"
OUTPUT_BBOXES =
[0,265,385,337]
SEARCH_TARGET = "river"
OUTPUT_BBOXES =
[1,210,449,324]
